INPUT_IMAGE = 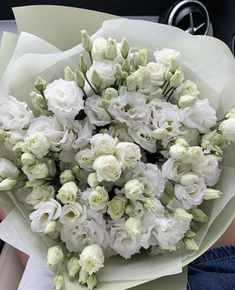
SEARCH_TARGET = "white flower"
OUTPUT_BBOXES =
[108,88,148,124]
[87,60,115,89]
[115,142,141,167]
[89,186,109,210]
[47,245,64,267]
[174,179,206,209]
[154,48,180,66]
[0,96,33,130]
[75,149,95,171]
[57,182,79,204]
[91,133,117,157]
[180,99,217,133]
[29,198,62,232]
[59,202,86,225]
[169,144,188,161]
[92,37,107,61]
[93,155,122,182]
[192,154,221,186]
[79,244,104,274]
[22,162,49,180]
[26,186,55,206]
[24,133,50,159]
[44,79,84,120]
[128,122,156,153]
[146,62,166,86]
[107,195,127,220]
[108,126,132,142]
[179,80,199,97]
[125,217,142,235]
[0,158,19,179]
[84,95,112,126]
[178,95,197,108]
[219,118,235,142]
[124,179,145,200]
[162,158,191,182]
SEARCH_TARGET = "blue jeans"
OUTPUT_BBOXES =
[188,244,235,290]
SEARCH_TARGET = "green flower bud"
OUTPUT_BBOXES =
[126,74,138,91]
[107,195,127,220]
[25,179,48,188]
[170,69,184,88]
[99,99,109,109]
[165,70,173,81]
[184,238,199,251]
[143,199,155,211]
[122,58,131,72]
[21,152,36,166]
[175,138,189,147]
[67,256,81,279]
[134,49,147,68]
[47,245,64,267]
[159,243,176,251]
[79,54,88,74]
[104,37,117,60]
[203,188,222,200]
[178,95,197,108]
[124,179,145,200]
[78,269,89,285]
[226,108,235,118]
[87,172,99,188]
[31,91,48,112]
[53,274,64,290]
[151,128,167,140]
[125,217,142,235]
[44,220,58,235]
[191,208,209,223]
[0,129,7,142]
[81,30,92,52]
[75,69,85,88]
[114,64,124,81]
[47,159,56,177]
[186,146,202,163]
[57,182,78,204]
[185,230,196,239]
[148,88,163,101]
[0,178,17,191]
[174,208,193,221]
[169,58,179,73]
[87,273,98,290]
[124,204,134,216]
[64,66,75,81]
[120,38,129,59]
[180,173,199,186]
[72,165,80,178]
[169,144,188,161]
[60,170,75,185]
[91,70,102,89]
[102,87,118,100]
[34,77,47,92]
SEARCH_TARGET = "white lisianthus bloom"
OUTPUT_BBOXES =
[179,80,199,97]
[75,149,95,171]
[174,179,206,209]
[115,142,141,167]
[57,182,79,204]
[93,155,122,182]
[146,62,166,86]
[59,203,86,225]
[25,133,50,159]
[169,144,188,161]
[22,163,49,180]
[84,95,112,126]
[154,48,180,66]
[128,122,156,153]
[219,118,235,142]
[107,195,127,220]
[27,116,64,150]
[0,96,33,130]
[124,179,145,201]
[89,186,109,210]
[26,186,55,206]
[92,37,107,61]
[162,158,191,181]
[29,198,62,232]
[180,99,217,133]
[192,154,221,186]
[79,244,104,274]
[87,60,115,89]
[91,133,118,157]
[47,245,64,267]
[0,158,19,179]
[108,88,148,124]
[44,79,84,120]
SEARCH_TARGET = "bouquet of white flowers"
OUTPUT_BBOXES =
[0,5,234,290]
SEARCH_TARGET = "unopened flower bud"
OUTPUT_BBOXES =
[125,217,142,235]
[165,69,173,81]
[78,269,89,285]
[25,179,47,188]
[178,95,197,108]
[120,38,129,59]
[122,58,130,72]
[105,37,117,60]
[75,69,85,89]
[191,208,209,223]
[47,245,64,267]
[72,165,80,178]
[79,54,88,73]
[67,256,81,279]
[203,188,222,200]
[124,204,134,215]
[53,274,64,290]
[44,220,58,235]
[60,170,75,185]
[134,49,147,68]
[170,69,184,88]
[180,173,199,186]
[21,152,36,165]
[114,64,124,81]
[124,179,145,200]
[225,108,235,118]
[184,238,199,251]
[0,178,17,191]
[219,118,235,142]
[0,129,6,142]
[187,146,202,163]
[143,199,155,211]
[148,88,163,101]
[126,75,138,91]
[102,87,118,100]
[160,243,176,251]
[100,99,109,109]
[169,58,179,73]
[185,230,196,239]
[107,196,127,220]
[151,128,167,140]
[64,66,75,81]
[174,208,193,221]
[169,144,188,160]
[31,91,48,112]
[81,30,92,52]
[87,273,98,290]
[87,172,99,188]
[175,138,189,147]
[91,70,102,89]
[34,77,47,92]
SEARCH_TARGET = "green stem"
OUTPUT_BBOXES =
[88,51,93,64]
[84,74,98,95]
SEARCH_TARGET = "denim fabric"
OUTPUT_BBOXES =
[188,244,235,290]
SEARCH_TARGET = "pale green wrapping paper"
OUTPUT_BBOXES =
[0,5,234,290]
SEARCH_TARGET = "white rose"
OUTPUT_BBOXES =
[0,96,33,130]
[29,198,62,232]
[115,142,141,167]
[179,80,199,97]
[84,95,112,126]
[44,79,84,120]
[91,37,107,61]
[89,186,109,210]
[192,154,221,186]
[79,244,104,274]
[180,99,217,133]
[93,155,122,182]
[162,158,191,181]
[219,118,235,142]
[59,203,86,225]
[91,133,117,157]
[0,158,19,179]
[154,48,180,66]
[22,162,49,180]
[87,60,115,89]
[75,149,95,171]
[24,133,50,159]
[26,186,55,206]
[57,182,79,204]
